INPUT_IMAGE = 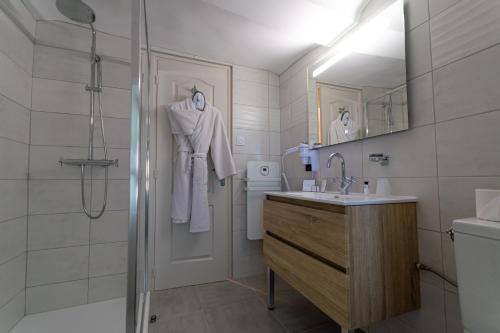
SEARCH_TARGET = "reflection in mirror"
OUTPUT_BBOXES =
[310,0,408,146]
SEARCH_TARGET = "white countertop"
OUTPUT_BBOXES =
[265,191,417,206]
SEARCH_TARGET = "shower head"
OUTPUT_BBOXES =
[56,0,95,24]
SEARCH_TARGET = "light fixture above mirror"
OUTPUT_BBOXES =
[308,0,408,147]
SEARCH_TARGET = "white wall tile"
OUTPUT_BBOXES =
[90,210,128,244]
[0,254,25,308]
[32,78,131,119]
[0,94,30,144]
[268,72,279,87]
[233,66,268,84]
[0,138,28,179]
[290,96,308,127]
[28,213,89,251]
[429,0,461,17]
[269,132,281,156]
[0,217,26,265]
[269,85,279,109]
[406,22,432,79]
[233,104,268,131]
[0,180,27,222]
[30,111,90,147]
[35,21,131,62]
[418,229,444,287]
[29,180,90,215]
[33,45,130,89]
[280,105,291,132]
[269,108,280,133]
[233,230,262,259]
[438,177,500,230]
[31,78,89,115]
[101,87,131,119]
[89,242,128,277]
[407,73,435,128]
[26,280,88,314]
[288,68,308,103]
[430,0,500,69]
[233,80,268,107]
[27,245,89,286]
[0,0,35,37]
[91,180,129,211]
[441,232,457,287]
[29,146,89,180]
[94,117,131,149]
[279,80,290,108]
[88,273,127,303]
[0,51,32,108]
[363,125,437,178]
[436,111,500,177]
[0,8,33,75]
[232,129,269,155]
[389,178,441,231]
[0,290,24,333]
[319,141,363,182]
[232,204,246,232]
[433,44,500,122]
[405,0,429,31]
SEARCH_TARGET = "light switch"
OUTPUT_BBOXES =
[236,135,246,146]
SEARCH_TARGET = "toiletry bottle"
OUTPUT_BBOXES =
[363,181,370,195]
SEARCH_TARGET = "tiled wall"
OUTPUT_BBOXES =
[0,4,34,333]
[26,21,131,314]
[279,0,500,332]
[231,66,280,279]
[279,47,326,188]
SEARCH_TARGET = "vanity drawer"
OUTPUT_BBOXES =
[264,234,349,327]
[263,199,348,268]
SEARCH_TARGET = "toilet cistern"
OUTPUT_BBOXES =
[326,152,355,195]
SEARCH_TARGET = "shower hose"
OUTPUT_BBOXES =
[81,56,109,219]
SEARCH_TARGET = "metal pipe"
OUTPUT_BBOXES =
[416,263,458,287]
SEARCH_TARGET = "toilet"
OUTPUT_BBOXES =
[453,217,500,333]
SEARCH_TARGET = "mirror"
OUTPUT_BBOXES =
[309,0,408,146]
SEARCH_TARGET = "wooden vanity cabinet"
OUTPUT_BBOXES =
[263,195,420,330]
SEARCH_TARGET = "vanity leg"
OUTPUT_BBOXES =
[267,267,275,310]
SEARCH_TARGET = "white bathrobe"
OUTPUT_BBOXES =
[167,98,236,232]
[327,115,359,145]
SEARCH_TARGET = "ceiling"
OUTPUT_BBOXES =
[22,0,368,74]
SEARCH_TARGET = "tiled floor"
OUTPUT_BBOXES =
[149,275,341,333]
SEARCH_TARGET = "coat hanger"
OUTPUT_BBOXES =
[191,85,206,111]
[338,107,350,124]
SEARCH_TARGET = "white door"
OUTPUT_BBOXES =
[153,54,231,290]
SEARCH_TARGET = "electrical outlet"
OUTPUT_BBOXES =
[236,135,246,146]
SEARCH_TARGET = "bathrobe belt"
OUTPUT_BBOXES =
[178,147,207,175]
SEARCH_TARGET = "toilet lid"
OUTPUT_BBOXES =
[453,217,500,240]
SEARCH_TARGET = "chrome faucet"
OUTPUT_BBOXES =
[326,152,355,194]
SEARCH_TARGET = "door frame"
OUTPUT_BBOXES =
[146,51,234,290]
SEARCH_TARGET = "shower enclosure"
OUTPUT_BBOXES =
[0,0,150,332]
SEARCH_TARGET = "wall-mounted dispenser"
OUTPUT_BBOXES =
[281,143,319,191]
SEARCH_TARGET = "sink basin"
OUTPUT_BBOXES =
[265,191,417,206]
